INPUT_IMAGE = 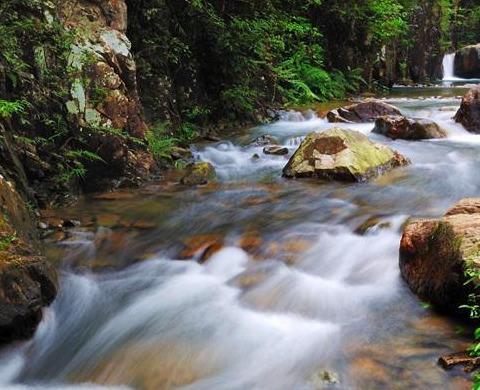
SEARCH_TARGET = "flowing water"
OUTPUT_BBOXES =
[443,53,458,81]
[2,85,480,390]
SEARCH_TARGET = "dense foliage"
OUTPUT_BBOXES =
[127,0,477,142]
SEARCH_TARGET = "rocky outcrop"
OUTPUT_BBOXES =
[0,175,57,344]
[373,116,447,140]
[454,44,480,79]
[400,198,480,311]
[57,0,152,190]
[282,128,410,182]
[454,85,480,133]
[327,101,402,123]
[180,162,216,186]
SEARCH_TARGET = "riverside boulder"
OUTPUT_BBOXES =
[327,101,402,123]
[400,198,480,311]
[282,128,410,182]
[454,85,480,133]
[373,116,447,140]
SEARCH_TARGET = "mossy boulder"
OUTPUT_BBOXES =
[373,116,447,140]
[180,162,216,186]
[327,100,402,123]
[282,128,410,182]
[400,198,480,311]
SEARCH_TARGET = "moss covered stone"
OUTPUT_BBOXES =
[282,128,410,182]
[180,162,217,186]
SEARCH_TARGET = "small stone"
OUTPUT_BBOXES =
[249,135,279,147]
[263,146,289,156]
[180,162,217,186]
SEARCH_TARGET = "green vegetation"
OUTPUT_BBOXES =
[127,0,472,143]
[460,255,480,388]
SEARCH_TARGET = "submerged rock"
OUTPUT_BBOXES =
[282,128,410,182]
[454,85,480,133]
[180,162,216,186]
[263,146,289,156]
[249,134,279,147]
[454,44,480,78]
[400,198,480,311]
[327,100,402,123]
[373,116,446,140]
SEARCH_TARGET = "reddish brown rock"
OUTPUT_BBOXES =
[0,177,57,344]
[439,352,480,372]
[400,198,480,310]
[327,100,402,123]
[373,116,446,140]
[180,234,224,263]
[454,85,480,133]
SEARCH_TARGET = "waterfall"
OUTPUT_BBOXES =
[442,53,458,81]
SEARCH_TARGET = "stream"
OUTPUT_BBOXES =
[1,83,480,389]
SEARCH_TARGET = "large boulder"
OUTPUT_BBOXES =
[400,198,480,311]
[373,116,447,140]
[282,128,410,182]
[454,44,480,79]
[454,85,480,133]
[327,101,402,123]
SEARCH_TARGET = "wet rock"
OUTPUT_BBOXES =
[400,198,480,311]
[282,128,410,182]
[373,116,447,140]
[355,216,392,235]
[251,154,260,163]
[0,255,58,344]
[96,213,121,227]
[62,219,81,228]
[0,176,57,344]
[249,135,279,147]
[180,162,216,186]
[92,192,137,201]
[180,234,224,263]
[170,147,193,161]
[454,85,480,133]
[238,234,263,252]
[130,219,157,229]
[454,44,480,78]
[263,146,289,156]
[439,352,480,372]
[327,100,402,123]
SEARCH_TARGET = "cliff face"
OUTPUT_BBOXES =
[1,0,152,208]
[0,0,152,344]
[56,0,152,192]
